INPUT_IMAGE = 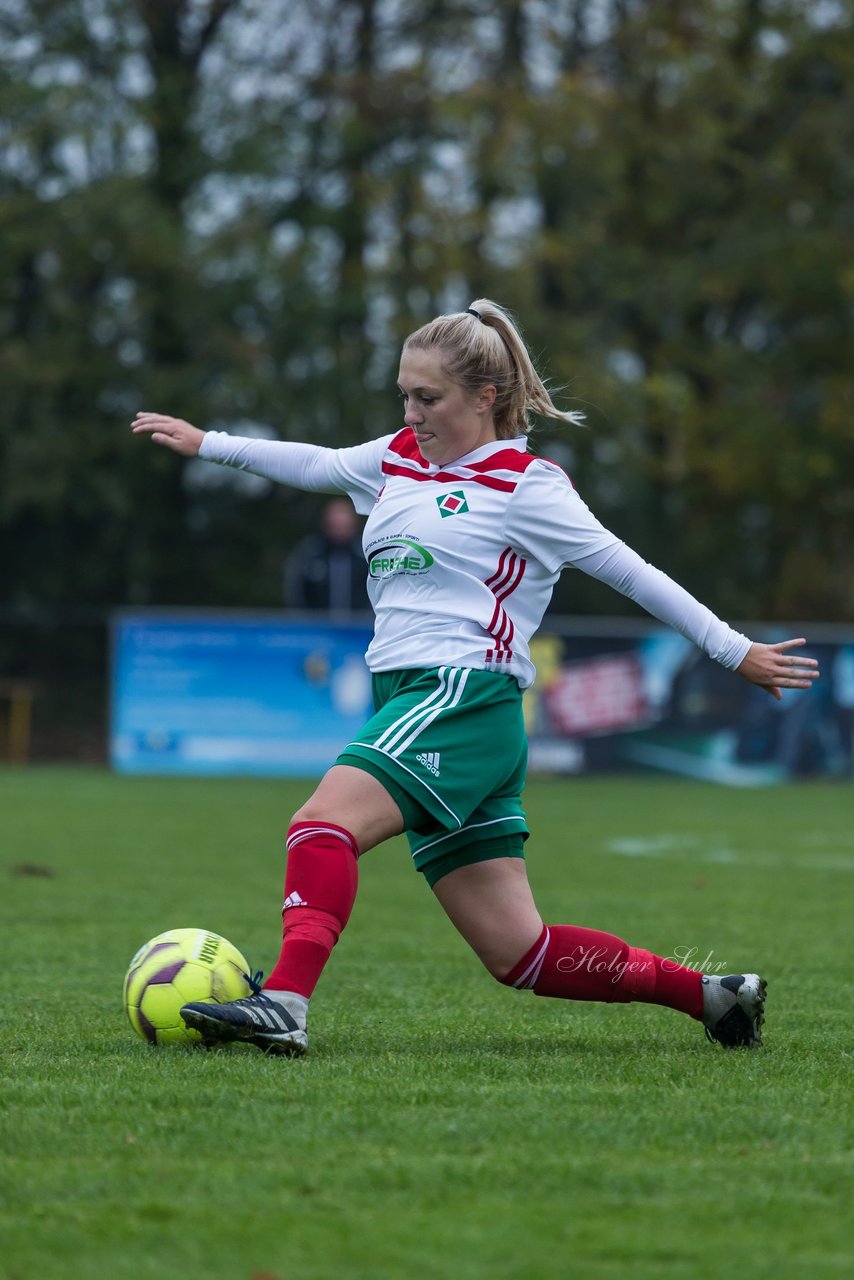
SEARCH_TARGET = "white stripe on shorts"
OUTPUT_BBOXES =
[386,667,470,759]
[413,815,523,856]
[372,667,454,752]
[373,667,468,758]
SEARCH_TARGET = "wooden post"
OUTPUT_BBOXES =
[0,681,38,763]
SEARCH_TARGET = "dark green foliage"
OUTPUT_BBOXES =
[0,0,851,620]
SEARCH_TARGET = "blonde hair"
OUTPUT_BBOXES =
[402,298,584,439]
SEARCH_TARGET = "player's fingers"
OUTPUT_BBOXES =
[131,422,167,437]
[778,658,819,676]
[132,418,182,436]
[132,412,182,428]
[770,667,819,686]
[769,639,819,672]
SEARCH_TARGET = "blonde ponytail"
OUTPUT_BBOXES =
[403,298,584,439]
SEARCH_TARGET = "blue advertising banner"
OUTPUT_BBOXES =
[111,612,374,775]
[111,612,853,782]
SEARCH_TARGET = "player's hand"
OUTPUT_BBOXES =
[736,638,820,701]
[131,412,204,457]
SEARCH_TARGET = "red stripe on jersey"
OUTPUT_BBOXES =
[492,554,526,601]
[484,548,526,667]
[385,432,575,492]
[487,600,511,643]
[498,608,514,646]
[388,429,536,473]
[485,647,514,666]
[486,593,514,660]
[485,547,527,601]
[382,460,432,481]
[383,430,534,491]
[438,470,518,492]
[465,449,540,475]
[501,555,526,599]
[485,547,512,591]
[486,581,516,658]
[381,460,518,492]
[388,428,430,467]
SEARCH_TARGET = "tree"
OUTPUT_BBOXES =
[0,0,851,624]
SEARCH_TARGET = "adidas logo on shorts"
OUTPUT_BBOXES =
[415,751,441,776]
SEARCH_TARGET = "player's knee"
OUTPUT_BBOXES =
[289,799,318,828]
[482,930,547,986]
[471,949,522,983]
[291,780,334,827]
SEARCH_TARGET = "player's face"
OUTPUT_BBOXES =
[397,349,497,466]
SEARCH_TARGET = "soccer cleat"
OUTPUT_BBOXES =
[180,991,308,1056]
[702,973,767,1047]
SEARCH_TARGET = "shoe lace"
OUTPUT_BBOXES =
[243,968,265,995]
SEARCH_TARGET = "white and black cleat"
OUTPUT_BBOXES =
[181,992,308,1056]
[702,973,766,1048]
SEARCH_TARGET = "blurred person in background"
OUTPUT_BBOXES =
[284,497,370,614]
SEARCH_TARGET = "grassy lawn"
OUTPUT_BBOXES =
[1,767,853,1279]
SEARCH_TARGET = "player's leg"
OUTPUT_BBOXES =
[431,856,543,976]
[179,764,405,1055]
[431,856,766,1047]
[180,669,472,1054]
[290,763,407,851]
[259,761,405,992]
[194,666,526,1055]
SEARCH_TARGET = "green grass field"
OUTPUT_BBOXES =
[2,767,853,1280]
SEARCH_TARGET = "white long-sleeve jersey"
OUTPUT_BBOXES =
[199,428,751,689]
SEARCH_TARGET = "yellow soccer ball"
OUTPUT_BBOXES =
[123,928,252,1045]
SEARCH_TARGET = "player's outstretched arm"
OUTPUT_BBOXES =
[131,412,203,457]
[736,637,819,701]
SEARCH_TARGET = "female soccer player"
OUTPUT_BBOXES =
[132,299,819,1056]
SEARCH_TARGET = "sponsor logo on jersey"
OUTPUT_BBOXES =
[415,751,441,776]
[368,538,434,579]
[436,491,469,518]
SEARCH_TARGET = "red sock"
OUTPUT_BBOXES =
[501,924,703,1019]
[263,821,359,999]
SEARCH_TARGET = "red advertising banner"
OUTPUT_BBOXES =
[525,622,853,784]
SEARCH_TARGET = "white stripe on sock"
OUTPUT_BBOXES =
[286,825,356,855]
[514,928,550,990]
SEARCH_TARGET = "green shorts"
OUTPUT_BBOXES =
[337,666,529,886]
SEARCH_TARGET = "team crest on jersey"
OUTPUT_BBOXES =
[436,491,469,518]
